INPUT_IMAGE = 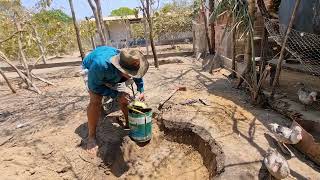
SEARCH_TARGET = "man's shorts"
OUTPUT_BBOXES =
[81,67,134,96]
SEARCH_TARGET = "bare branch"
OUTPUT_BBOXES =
[31,73,55,86]
[0,68,16,93]
[25,21,47,64]
[0,51,41,94]
[0,30,26,44]
[13,11,32,85]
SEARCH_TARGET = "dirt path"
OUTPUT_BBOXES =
[0,56,319,179]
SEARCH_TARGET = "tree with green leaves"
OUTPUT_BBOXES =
[0,0,56,94]
[110,7,137,17]
[153,5,192,41]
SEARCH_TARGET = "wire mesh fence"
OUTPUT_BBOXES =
[265,18,320,75]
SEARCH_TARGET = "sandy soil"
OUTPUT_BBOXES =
[0,55,319,179]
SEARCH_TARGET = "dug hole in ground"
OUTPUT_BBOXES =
[0,55,319,179]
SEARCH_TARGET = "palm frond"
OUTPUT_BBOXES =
[210,0,253,35]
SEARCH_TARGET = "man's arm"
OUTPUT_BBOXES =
[133,78,144,93]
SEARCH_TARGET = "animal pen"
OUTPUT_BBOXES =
[203,0,320,166]
[1,0,320,179]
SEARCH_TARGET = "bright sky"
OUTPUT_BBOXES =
[21,0,142,19]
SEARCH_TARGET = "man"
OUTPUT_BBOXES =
[82,46,149,154]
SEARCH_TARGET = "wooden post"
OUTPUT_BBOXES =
[201,0,212,54]
[231,15,237,78]
[259,27,268,75]
[69,0,85,60]
[248,0,257,88]
[271,0,301,97]
[209,0,215,53]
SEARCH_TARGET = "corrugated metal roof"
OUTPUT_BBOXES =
[103,15,143,21]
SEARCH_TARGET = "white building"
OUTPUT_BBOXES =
[92,15,143,48]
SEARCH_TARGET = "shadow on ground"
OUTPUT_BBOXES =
[75,115,130,177]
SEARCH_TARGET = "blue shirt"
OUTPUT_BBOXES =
[82,46,144,98]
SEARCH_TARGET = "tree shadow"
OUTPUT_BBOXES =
[74,115,130,177]
[230,107,266,156]
[189,66,320,174]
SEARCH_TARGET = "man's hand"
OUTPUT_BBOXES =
[119,92,131,103]
[137,93,145,101]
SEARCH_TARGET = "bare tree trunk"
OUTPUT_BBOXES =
[13,12,31,87]
[141,0,159,68]
[209,0,215,54]
[271,0,301,97]
[142,13,149,56]
[69,0,85,60]
[0,68,16,93]
[94,0,108,41]
[30,24,47,64]
[201,0,212,54]
[88,0,106,45]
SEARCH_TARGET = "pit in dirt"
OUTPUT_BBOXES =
[79,114,225,179]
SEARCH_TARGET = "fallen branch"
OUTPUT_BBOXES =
[31,73,55,86]
[20,69,54,86]
[0,51,41,94]
[0,68,16,93]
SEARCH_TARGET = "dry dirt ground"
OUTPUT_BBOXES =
[0,55,319,179]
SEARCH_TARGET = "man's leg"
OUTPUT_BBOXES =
[118,93,130,128]
[86,91,103,154]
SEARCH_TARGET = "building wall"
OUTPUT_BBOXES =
[107,21,132,43]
